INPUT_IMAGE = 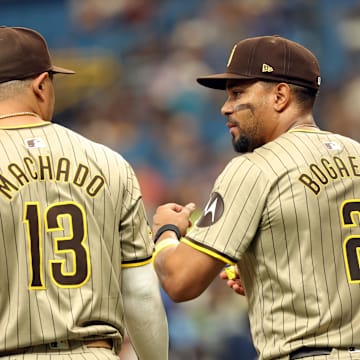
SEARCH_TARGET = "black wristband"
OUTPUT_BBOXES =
[153,224,181,243]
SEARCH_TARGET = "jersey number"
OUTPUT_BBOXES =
[24,201,91,289]
[341,200,360,284]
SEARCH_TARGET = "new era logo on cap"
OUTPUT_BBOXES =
[262,64,274,73]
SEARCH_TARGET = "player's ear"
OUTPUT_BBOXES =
[273,82,290,112]
[32,72,49,100]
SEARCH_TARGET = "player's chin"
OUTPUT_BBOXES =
[232,134,251,153]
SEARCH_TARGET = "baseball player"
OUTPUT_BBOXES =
[151,35,360,360]
[0,26,168,359]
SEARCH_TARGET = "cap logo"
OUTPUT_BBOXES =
[227,44,237,68]
[262,63,274,73]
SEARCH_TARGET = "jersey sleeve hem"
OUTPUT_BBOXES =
[121,255,153,268]
[182,237,237,265]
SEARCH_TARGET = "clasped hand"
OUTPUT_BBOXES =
[152,202,196,238]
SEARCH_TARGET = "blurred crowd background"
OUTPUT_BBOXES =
[2,0,360,358]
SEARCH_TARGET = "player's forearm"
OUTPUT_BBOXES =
[122,264,169,360]
[125,298,168,360]
[153,243,180,291]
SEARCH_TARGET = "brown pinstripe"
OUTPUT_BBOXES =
[0,122,153,354]
[185,128,360,359]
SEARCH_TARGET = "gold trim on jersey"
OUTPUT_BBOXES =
[121,256,153,268]
[0,122,51,130]
[182,237,237,265]
[288,128,329,133]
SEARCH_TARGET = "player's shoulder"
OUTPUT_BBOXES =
[283,128,360,152]
[220,129,329,178]
[219,153,272,184]
[52,123,127,161]
[255,129,360,173]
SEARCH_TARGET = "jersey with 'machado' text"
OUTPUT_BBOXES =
[0,122,153,354]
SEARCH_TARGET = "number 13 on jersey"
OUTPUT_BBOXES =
[23,201,91,290]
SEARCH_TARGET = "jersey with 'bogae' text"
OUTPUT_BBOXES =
[0,122,153,354]
[184,128,360,360]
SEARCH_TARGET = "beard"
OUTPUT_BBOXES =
[232,134,250,153]
[228,102,264,153]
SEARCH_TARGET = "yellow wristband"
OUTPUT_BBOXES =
[153,238,179,264]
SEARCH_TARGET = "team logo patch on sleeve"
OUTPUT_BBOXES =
[197,192,224,227]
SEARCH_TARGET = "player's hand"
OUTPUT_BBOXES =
[219,265,245,296]
[152,202,196,237]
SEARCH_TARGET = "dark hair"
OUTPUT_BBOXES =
[288,83,318,108]
[262,80,317,108]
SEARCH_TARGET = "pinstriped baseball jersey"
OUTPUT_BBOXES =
[0,122,153,354]
[184,128,360,360]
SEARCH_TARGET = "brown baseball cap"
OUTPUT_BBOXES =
[0,26,75,84]
[197,35,321,90]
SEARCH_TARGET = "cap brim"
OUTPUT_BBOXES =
[197,72,258,90]
[51,65,75,74]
